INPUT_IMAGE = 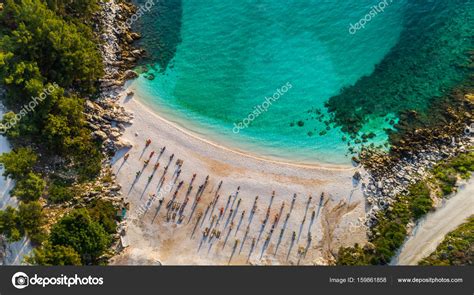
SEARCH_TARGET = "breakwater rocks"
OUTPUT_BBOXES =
[358,91,473,229]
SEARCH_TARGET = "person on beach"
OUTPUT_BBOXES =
[146,139,151,147]
[149,151,155,159]
[154,163,160,170]
[144,159,150,166]
[136,171,141,177]
[124,153,130,161]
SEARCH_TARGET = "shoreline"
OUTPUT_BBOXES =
[129,87,352,171]
[132,81,354,167]
[109,86,368,265]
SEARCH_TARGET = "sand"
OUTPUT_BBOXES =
[109,87,368,265]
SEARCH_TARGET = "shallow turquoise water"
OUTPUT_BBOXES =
[132,0,473,164]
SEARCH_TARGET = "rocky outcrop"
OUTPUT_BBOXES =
[357,90,474,228]
[96,0,144,97]
[84,99,134,154]
[87,1,144,154]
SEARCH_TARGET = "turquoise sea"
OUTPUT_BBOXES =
[131,0,473,164]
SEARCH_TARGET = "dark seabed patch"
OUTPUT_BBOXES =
[323,0,473,135]
[133,0,183,71]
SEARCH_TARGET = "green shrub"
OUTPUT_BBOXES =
[48,180,74,203]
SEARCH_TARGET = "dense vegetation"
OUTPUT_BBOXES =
[419,216,473,266]
[0,0,119,265]
[337,152,474,265]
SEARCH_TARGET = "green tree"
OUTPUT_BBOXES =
[0,147,37,179]
[18,201,46,244]
[49,209,110,264]
[0,111,21,138]
[11,172,45,202]
[46,0,99,19]
[1,0,103,94]
[88,199,117,234]
[26,242,82,265]
[0,206,22,242]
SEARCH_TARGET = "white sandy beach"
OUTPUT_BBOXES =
[110,87,368,265]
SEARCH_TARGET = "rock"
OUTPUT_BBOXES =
[130,32,141,40]
[93,130,108,141]
[123,70,138,80]
[110,131,122,139]
[353,171,361,181]
[376,181,383,189]
[146,73,155,80]
[115,138,133,150]
[351,156,361,165]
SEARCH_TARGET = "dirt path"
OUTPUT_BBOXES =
[392,176,474,265]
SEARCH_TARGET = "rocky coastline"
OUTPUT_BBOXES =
[81,0,147,258]
[358,88,474,230]
[88,0,144,155]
